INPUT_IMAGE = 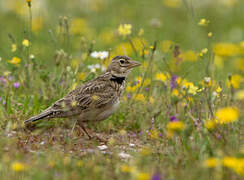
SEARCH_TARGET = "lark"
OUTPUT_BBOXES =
[25,55,140,140]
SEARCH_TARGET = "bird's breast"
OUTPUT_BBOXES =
[97,99,120,121]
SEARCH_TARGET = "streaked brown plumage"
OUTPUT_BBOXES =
[25,55,140,139]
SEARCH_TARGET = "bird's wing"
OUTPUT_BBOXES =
[49,80,117,117]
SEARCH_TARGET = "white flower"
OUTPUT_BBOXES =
[204,77,211,83]
[118,152,131,159]
[29,54,35,60]
[88,65,97,73]
[40,141,45,145]
[97,145,108,151]
[90,51,109,60]
[212,91,217,97]
[88,64,106,72]
[129,143,135,147]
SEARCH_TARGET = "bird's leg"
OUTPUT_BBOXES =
[79,124,92,139]
[78,122,107,143]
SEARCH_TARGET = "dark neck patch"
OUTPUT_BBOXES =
[110,75,125,84]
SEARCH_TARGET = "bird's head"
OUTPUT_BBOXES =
[107,55,141,77]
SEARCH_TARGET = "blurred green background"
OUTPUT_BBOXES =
[0,0,243,179]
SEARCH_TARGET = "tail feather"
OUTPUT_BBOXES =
[24,110,53,124]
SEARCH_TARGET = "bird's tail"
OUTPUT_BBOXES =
[24,110,53,124]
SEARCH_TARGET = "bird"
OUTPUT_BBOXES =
[24,55,141,140]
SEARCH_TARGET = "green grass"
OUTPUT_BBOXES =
[0,0,243,179]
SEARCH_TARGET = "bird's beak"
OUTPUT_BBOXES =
[128,60,141,69]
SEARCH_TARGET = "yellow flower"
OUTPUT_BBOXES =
[150,129,159,139]
[155,73,167,82]
[11,44,17,52]
[227,74,242,89]
[118,24,132,37]
[213,43,240,56]
[215,107,239,124]
[199,48,208,57]
[120,164,135,173]
[198,18,210,26]
[166,130,174,138]
[235,58,244,71]
[202,48,208,54]
[135,94,145,102]
[167,121,185,131]
[216,86,222,93]
[162,0,182,8]
[126,85,137,93]
[11,162,26,172]
[22,39,30,47]
[204,120,216,130]
[137,172,150,180]
[77,72,86,81]
[26,0,32,2]
[8,57,21,65]
[171,89,179,97]
[188,84,198,95]
[222,157,238,168]
[143,78,151,86]
[222,157,244,176]
[203,158,219,168]
[182,81,198,95]
[235,90,244,100]
[208,32,213,37]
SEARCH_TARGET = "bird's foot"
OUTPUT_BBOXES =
[79,124,107,143]
[92,134,108,143]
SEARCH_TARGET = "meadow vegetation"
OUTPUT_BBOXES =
[0,0,243,179]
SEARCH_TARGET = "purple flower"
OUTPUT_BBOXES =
[139,130,143,136]
[132,133,137,138]
[127,94,131,99]
[0,76,7,84]
[134,80,140,85]
[8,76,13,81]
[13,82,20,88]
[145,87,149,91]
[152,172,162,180]
[170,115,178,122]
[170,75,178,89]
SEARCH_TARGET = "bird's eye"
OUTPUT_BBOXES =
[119,59,125,64]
